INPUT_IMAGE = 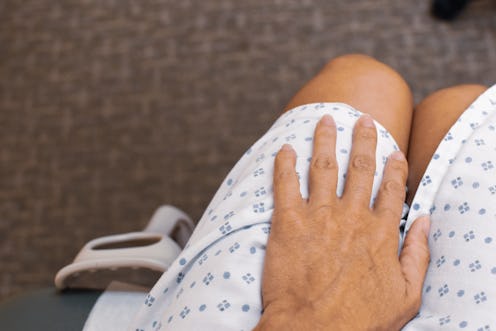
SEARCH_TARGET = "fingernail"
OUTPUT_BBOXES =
[281,144,293,152]
[390,151,405,161]
[321,114,335,126]
[361,114,375,128]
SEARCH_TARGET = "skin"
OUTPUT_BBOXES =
[406,84,488,204]
[253,115,430,331]
[284,54,413,154]
[251,54,487,330]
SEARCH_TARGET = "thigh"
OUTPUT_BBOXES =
[284,54,414,153]
[403,83,496,330]
[128,103,402,331]
[406,84,488,204]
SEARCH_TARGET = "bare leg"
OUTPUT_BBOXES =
[406,84,488,204]
[284,54,414,154]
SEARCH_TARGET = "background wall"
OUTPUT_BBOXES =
[1,0,496,301]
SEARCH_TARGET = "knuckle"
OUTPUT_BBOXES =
[389,158,408,176]
[390,154,408,167]
[351,154,375,173]
[350,184,372,198]
[404,239,430,261]
[275,169,295,183]
[356,127,377,140]
[383,179,405,196]
[312,153,338,171]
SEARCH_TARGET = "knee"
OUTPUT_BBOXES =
[326,53,380,67]
[323,54,381,70]
[417,84,488,112]
[321,54,385,77]
[320,54,412,99]
[423,84,488,102]
[322,54,404,82]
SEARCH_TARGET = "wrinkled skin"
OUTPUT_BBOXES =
[254,115,430,331]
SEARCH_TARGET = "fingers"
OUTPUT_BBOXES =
[342,115,378,207]
[399,216,431,306]
[309,115,338,206]
[374,151,408,223]
[273,144,303,211]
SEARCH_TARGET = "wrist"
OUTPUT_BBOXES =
[254,304,332,331]
[253,313,288,331]
[253,304,300,331]
[253,303,365,331]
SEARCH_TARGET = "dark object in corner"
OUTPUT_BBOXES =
[431,0,471,20]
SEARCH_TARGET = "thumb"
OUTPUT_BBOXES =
[399,216,431,301]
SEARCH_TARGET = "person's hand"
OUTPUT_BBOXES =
[254,114,431,331]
